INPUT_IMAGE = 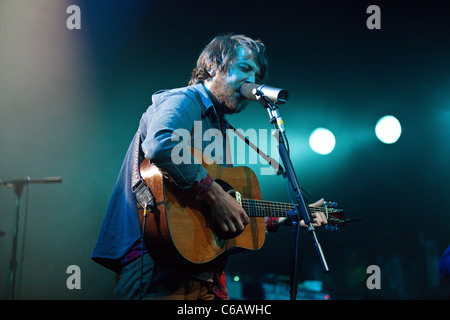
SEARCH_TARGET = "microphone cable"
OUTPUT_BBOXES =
[139,205,149,300]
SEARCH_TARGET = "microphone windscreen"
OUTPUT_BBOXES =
[240,83,260,101]
[240,83,289,104]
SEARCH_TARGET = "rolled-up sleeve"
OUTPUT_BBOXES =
[141,91,208,190]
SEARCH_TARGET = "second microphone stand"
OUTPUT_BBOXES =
[1,177,62,300]
[255,94,329,300]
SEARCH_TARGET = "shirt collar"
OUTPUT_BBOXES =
[193,83,215,116]
[193,83,231,130]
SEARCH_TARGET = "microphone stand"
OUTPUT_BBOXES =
[254,94,329,300]
[0,177,62,300]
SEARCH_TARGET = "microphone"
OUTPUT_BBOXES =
[240,83,289,104]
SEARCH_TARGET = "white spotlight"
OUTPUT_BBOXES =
[375,115,402,144]
[309,128,336,155]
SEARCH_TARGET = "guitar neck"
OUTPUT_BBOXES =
[241,199,327,218]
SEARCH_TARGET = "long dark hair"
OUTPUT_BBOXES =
[189,34,269,85]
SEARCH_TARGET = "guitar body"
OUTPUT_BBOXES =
[138,155,266,266]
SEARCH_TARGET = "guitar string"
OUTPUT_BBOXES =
[240,198,341,219]
[243,200,337,212]
[241,199,290,217]
[241,198,336,212]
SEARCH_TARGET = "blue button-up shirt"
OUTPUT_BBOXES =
[92,83,230,271]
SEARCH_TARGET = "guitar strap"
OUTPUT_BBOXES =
[130,128,154,299]
[130,121,284,199]
[131,128,142,189]
[227,124,284,175]
[131,128,155,211]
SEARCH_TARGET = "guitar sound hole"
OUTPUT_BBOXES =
[214,179,233,193]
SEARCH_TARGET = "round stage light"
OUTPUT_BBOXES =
[375,115,402,144]
[309,128,336,155]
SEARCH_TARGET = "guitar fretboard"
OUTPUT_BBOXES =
[240,199,337,218]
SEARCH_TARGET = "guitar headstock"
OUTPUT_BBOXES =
[314,201,361,231]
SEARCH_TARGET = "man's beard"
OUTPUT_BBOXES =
[208,77,248,114]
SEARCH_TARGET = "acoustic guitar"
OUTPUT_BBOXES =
[137,151,347,266]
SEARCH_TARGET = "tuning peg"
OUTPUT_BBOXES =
[323,201,338,208]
